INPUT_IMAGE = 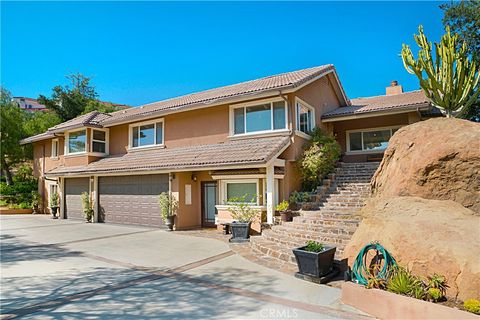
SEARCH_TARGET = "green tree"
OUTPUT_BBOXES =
[82,100,124,114]
[401,26,480,118]
[38,73,98,122]
[441,0,480,121]
[22,111,62,159]
[0,88,25,185]
[441,0,480,63]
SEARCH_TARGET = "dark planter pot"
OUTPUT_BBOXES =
[229,221,251,242]
[50,206,59,219]
[280,210,293,222]
[293,246,336,278]
[165,215,175,231]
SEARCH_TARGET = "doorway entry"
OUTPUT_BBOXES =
[201,181,217,227]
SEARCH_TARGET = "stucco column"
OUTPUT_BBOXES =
[266,164,274,224]
[59,177,65,219]
[92,176,98,223]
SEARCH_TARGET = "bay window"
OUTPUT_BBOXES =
[296,100,314,134]
[92,129,107,153]
[232,99,287,135]
[347,127,400,153]
[130,120,164,148]
[68,130,86,154]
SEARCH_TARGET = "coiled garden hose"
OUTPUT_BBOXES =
[351,242,396,285]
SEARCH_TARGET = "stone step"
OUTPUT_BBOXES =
[271,223,358,236]
[261,230,352,252]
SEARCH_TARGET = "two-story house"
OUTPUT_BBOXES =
[21,65,436,231]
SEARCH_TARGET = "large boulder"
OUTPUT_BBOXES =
[371,118,480,213]
[343,196,480,301]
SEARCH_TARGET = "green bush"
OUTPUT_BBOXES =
[464,299,480,314]
[299,128,341,191]
[158,192,179,222]
[304,241,324,253]
[289,191,311,205]
[8,202,31,209]
[275,200,289,212]
[387,266,424,297]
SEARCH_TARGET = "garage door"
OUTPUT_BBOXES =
[65,177,90,220]
[98,174,169,227]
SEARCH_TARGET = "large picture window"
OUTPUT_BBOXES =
[347,127,400,153]
[68,130,86,154]
[130,121,164,148]
[232,100,287,135]
[221,180,259,204]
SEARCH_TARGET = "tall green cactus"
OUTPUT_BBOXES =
[401,26,480,118]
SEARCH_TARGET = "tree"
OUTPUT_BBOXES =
[0,88,25,185]
[38,73,98,122]
[441,0,480,63]
[22,111,62,159]
[441,0,480,121]
[401,26,480,118]
[82,100,124,114]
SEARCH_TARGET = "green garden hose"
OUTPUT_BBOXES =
[351,242,397,285]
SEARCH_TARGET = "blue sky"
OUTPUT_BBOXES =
[2,1,445,107]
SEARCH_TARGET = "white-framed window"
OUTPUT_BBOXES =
[296,98,315,134]
[129,119,164,149]
[66,129,87,154]
[91,129,108,154]
[51,139,59,158]
[347,126,401,153]
[221,179,260,205]
[230,98,288,136]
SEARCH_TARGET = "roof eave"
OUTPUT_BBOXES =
[321,103,432,122]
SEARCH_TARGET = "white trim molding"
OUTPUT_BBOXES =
[128,118,165,150]
[229,96,289,138]
[51,138,59,159]
[90,128,109,155]
[346,125,402,154]
[64,129,87,156]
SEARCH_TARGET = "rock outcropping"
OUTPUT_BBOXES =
[343,196,479,300]
[371,118,480,213]
[343,118,480,300]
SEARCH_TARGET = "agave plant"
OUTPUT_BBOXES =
[427,273,449,296]
[386,266,424,297]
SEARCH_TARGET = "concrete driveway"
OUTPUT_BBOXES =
[0,215,370,319]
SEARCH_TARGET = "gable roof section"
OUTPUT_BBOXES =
[322,90,431,120]
[46,135,291,176]
[100,64,344,126]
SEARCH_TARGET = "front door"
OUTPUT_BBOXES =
[201,181,217,227]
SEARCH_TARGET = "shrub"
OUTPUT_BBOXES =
[387,266,423,297]
[275,200,289,212]
[289,191,311,205]
[427,273,449,296]
[464,299,480,314]
[81,192,94,222]
[428,288,443,302]
[227,195,259,223]
[158,192,178,222]
[50,192,59,207]
[304,240,324,253]
[8,202,31,209]
[0,199,7,207]
[299,128,341,191]
[13,164,35,183]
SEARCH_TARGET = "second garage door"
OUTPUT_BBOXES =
[65,177,90,220]
[98,174,169,227]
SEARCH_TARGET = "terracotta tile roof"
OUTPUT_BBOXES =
[322,90,431,119]
[19,132,57,144]
[48,111,110,133]
[101,65,337,125]
[46,136,291,176]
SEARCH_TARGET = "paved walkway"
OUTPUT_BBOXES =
[0,215,371,319]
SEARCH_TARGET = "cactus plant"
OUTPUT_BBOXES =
[401,25,480,118]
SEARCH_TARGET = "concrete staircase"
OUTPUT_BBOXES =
[250,162,380,265]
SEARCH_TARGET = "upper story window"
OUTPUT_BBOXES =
[296,99,315,134]
[91,129,107,154]
[231,98,287,136]
[51,139,59,158]
[68,130,86,154]
[130,120,164,149]
[347,127,400,153]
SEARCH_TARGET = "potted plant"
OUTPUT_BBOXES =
[31,191,41,214]
[275,200,291,222]
[50,192,59,219]
[81,192,94,223]
[293,240,336,278]
[227,195,259,243]
[158,192,178,231]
